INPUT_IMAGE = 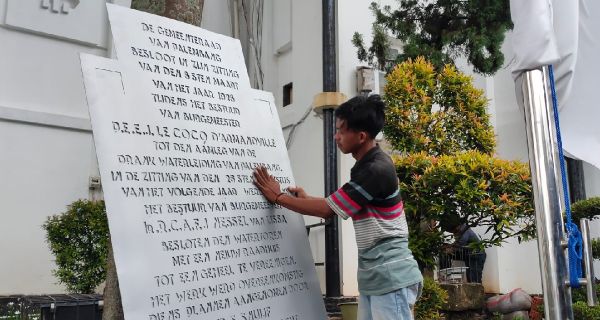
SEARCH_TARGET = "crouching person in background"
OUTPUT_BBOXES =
[440,214,487,284]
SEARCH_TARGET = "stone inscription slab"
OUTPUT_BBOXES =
[79,4,327,320]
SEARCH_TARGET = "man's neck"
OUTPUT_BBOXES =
[352,141,377,161]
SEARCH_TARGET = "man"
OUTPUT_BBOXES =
[439,214,486,283]
[253,95,423,320]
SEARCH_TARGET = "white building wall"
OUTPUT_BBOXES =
[218,0,328,293]
[336,0,398,297]
[2,0,599,298]
[263,0,600,296]
[0,122,96,294]
[237,0,398,296]
[282,0,328,293]
[0,0,130,294]
[201,0,232,38]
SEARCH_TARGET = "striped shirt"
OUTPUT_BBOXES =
[326,145,409,250]
[326,145,422,295]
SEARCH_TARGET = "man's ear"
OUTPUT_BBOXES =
[359,131,368,143]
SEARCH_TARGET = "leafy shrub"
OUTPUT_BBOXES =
[536,288,600,320]
[572,301,600,320]
[382,58,534,268]
[395,152,535,267]
[415,277,448,320]
[43,200,109,293]
[570,197,600,260]
[592,238,600,261]
[383,57,496,156]
[490,312,503,320]
[571,197,600,223]
[572,285,600,305]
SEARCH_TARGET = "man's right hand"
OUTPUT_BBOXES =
[287,186,308,199]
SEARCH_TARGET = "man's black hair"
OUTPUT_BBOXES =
[439,214,463,233]
[334,94,386,139]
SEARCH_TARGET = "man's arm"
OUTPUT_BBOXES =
[253,166,334,219]
[275,193,334,219]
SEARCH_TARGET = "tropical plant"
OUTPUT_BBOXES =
[490,312,503,320]
[383,57,495,156]
[572,285,600,305]
[415,277,448,320]
[353,0,513,75]
[352,23,390,71]
[571,196,600,223]
[384,58,534,268]
[395,151,534,267]
[592,238,600,261]
[43,200,109,293]
[535,286,600,320]
[572,301,600,320]
[570,197,600,261]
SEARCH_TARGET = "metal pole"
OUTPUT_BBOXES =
[322,0,341,297]
[521,67,573,319]
[232,0,240,39]
[580,218,598,307]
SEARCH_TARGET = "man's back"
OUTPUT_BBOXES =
[329,146,408,250]
[326,145,422,295]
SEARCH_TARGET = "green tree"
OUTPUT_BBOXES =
[353,1,513,75]
[384,58,534,268]
[383,57,495,155]
[43,200,109,293]
[395,151,535,267]
[568,196,600,261]
[571,196,600,223]
[415,277,448,320]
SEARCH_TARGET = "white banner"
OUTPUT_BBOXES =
[510,0,600,169]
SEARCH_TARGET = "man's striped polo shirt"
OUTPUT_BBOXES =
[325,145,422,296]
[326,145,409,250]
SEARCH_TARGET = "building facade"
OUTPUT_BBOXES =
[1,0,599,296]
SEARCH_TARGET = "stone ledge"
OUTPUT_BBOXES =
[441,283,485,311]
[323,296,358,318]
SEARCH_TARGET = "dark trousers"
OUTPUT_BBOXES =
[466,252,486,283]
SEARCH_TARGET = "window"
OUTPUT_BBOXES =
[283,82,293,107]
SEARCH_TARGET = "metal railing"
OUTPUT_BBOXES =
[439,247,486,284]
[0,295,102,320]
